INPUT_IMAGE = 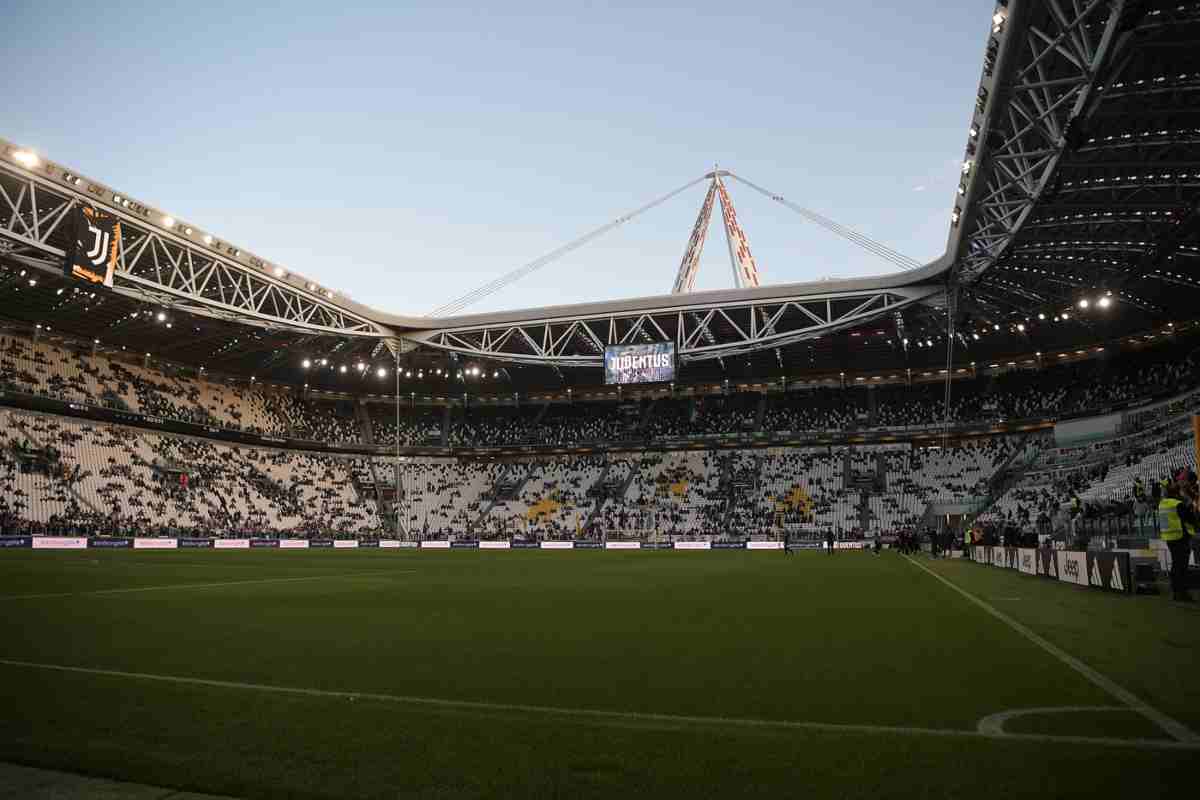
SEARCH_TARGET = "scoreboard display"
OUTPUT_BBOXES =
[604,342,675,385]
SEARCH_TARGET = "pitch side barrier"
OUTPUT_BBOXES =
[0,537,875,552]
[967,546,1131,594]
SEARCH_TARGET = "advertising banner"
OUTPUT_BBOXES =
[179,538,214,549]
[250,539,279,549]
[747,541,784,550]
[479,540,511,550]
[32,537,89,550]
[673,541,711,550]
[511,540,540,549]
[278,539,309,549]
[1036,548,1058,579]
[540,541,574,549]
[450,540,479,549]
[333,540,359,549]
[1087,552,1131,593]
[88,538,132,548]
[214,539,250,550]
[604,541,640,550]
[833,541,865,550]
[604,342,675,385]
[420,540,451,549]
[358,540,380,548]
[642,542,673,550]
[573,541,603,549]
[378,540,402,548]
[1017,548,1038,575]
[309,539,334,548]
[711,541,746,550]
[134,538,178,549]
[0,537,32,548]
[1057,551,1088,586]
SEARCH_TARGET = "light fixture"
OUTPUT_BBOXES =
[319,358,327,366]
[1037,313,1045,320]
[156,311,166,322]
[163,216,176,228]
[339,365,347,373]
[184,227,192,235]
[1098,296,1111,308]
[377,367,387,378]
[203,235,214,245]
[1078,298,1089,309]
[302,359,311,368]
[992,324,999,331]
[1016,323,1025,332]
[1062,312,1070,320]
[972,333,980,340]
[12,149,39,168]
[273,266,285,278]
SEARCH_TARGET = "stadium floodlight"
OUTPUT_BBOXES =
[1017,324,1025,332]
[203,235,214,245]
[302,359,311,368]
[377,367,387,378]
[992,324,999,331]
[406,371,412,378]
[1062,313,1070,320]
[273,266,286,278]
[1098,296,1111,308]
[320,359,328,366]
[305,282,315,291]
[156,311,166,322]
[493,371,499,378]
[12,149,39,168]
[418,371,424,378]
[969,126,979,138]
[339,365,347,373]
[356,362,365,371]
[972,333,979,340]
[1078,298,1089,309]
[28,279,36,287]
[1038,313,1045,320]
[962,159,973,174]
[163,216,176,228]
[184,227,193,235]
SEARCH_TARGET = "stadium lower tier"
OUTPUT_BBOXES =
[3,401,1193,544]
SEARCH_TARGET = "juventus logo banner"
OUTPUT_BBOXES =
[64,203,120,287]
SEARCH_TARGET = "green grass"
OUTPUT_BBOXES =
[0,550,1196,799]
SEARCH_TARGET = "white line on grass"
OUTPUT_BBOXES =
[0,658,1196,752]
[904,555,1200,744]
[1,570,416,600]
[976,706,1125,736]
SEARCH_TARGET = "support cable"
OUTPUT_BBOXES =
[725,173,923,271]
[428,175,711,317]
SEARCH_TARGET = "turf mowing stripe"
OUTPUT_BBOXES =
[0,658,1197,752]
[1,570,415,600]
[904,555,1200,744]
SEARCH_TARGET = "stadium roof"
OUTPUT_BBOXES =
[1,0,1197,394]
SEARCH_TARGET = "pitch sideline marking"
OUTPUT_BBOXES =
[0,658,1196,752]
[977,706,1126,736]
[904,555,1200,744]
[1,570,417,600]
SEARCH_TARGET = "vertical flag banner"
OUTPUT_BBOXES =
[64,203,120,287]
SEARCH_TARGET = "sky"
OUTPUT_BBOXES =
[6,1,989,317]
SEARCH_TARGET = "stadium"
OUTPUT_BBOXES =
[2,1,1200,797]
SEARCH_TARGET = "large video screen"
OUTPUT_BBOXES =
[604,342,675,385]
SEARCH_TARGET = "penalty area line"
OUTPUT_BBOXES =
[0,658,1196,752]
[1,570,416,600]
[904,555,1199,744]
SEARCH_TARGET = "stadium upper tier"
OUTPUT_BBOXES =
[1,1,1197,386]
[2,327,1196,451]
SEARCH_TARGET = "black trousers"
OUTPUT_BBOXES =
[1167,537,1192,597]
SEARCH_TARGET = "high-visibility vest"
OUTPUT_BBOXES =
[1158,498,1185,542]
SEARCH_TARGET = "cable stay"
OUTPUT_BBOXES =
[725,172,922,272]
[426,175,710,317]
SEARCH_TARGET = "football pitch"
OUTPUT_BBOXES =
[1,550,1197,799]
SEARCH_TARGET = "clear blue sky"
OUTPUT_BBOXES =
[7,1,989,316]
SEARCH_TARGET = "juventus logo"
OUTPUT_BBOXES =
[84,222,110,267]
